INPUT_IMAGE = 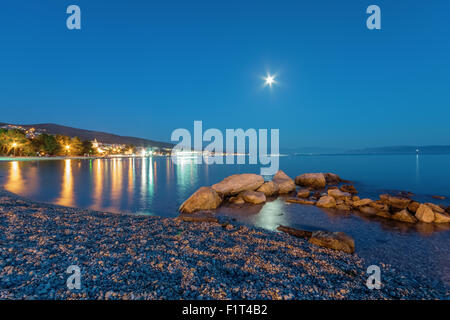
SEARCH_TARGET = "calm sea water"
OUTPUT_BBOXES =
[0,155,449,289]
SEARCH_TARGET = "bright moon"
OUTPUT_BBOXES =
[263,73,276,87]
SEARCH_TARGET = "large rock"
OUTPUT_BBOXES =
[179,187,222,213]
[340,184,358,195]
[391,209,417,223]
[324,173,341,185]
[434,212,450,223]
[309,231,355,254]
[316,196,336,208]
[212,174,264,196]
[327,189,351,199]
[239,190,266,204]
[272,170,296,194]
[295,173,326,189]
[415,204,435,223]
[380,194,411,209]
[256,181,279,197]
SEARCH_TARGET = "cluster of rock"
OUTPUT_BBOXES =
[287,173,450,224]
[179,171,295,213]
[179,170,450,253]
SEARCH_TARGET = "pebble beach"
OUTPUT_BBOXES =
[0,189,447,300]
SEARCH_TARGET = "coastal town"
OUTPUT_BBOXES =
[0,124,172,158]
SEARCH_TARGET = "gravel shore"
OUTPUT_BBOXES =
[0,189,447,300]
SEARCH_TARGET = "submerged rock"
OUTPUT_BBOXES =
[415,204,435,223]
[179,187,222,213]
[277,225,312,239]
[295,173,326,189]
[239,190,266,204]
[256,181,279,197]
[286,198,316,205]
[309,231,355,254]
[316,196,336,208]
[212,174,264,196]
[272,170,296,194]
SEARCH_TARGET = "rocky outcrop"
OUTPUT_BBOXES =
[295,173,326,189]
[391,209,417,223]
[309,231,355,254]
[415,204,435,223]
[316,196,336,208]
[240,190,266,205]
[179,187,222,213]
[272,170,296,194]
[256,181,279,197]
[297,188,310,198]
[212,174,264,196]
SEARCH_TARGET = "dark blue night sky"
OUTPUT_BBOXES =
[1,0,449,149]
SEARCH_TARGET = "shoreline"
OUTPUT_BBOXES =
[0,189,447,299]
[0,155,167,162]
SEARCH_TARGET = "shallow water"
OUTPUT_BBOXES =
[0,155,449,290]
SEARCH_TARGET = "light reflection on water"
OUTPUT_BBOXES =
[0,155,449,288]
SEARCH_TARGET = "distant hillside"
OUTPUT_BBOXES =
[346,145,450,154]
[0,122,173,149]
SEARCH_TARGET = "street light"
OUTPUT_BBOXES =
[65,145,70,155]
[12,142,17,157]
